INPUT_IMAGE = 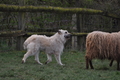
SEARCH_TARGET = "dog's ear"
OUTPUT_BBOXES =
[58,30,62,34]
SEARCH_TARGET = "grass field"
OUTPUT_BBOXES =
[0,50,120,80]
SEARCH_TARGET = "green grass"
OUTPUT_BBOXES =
[0,50,120,80]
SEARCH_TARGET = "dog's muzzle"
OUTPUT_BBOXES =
[64,34,71,39]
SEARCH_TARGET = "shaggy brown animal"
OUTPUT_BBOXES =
[85,31,120,70]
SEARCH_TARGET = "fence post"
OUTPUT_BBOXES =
[76,14,86,51]
[76,14,81,50]
[76,14,81,32]
[118,20,120,30]
[16,0,25,50]
[71,14,77,49]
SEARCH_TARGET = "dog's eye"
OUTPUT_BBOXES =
[65,32,67,34]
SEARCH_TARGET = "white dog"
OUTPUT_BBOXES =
[22,29,71,65]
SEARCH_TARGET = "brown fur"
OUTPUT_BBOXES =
[85,31,120,70]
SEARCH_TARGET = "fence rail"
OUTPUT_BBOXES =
[0,30,88,37]
[0,4,120,19]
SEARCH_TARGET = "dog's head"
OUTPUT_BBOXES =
[58,29,71,40]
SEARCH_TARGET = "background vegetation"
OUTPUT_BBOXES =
[0,0,120,32]
[0,0,120,51]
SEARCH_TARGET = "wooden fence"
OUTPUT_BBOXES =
[0,4,120,51]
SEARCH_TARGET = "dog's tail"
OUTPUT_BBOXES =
[23,42,27,49]
[23,34,38,49]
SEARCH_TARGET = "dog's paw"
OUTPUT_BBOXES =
[45,62,48,64]
[22,60,25,64]
[38,62,43,65]
[60,64,65,66]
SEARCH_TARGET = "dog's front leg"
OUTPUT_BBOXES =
[35,53,43,65]
[54,53,64,66]
[45,54,52,64]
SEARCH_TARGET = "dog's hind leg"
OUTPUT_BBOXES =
[45,54,52,64]
[54,54,64,66]
[35,52,43,65]
[22,50,32,63]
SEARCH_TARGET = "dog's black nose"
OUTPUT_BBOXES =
[64,34,72,39]
[68,34,72,37]
[69,34,72,36]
